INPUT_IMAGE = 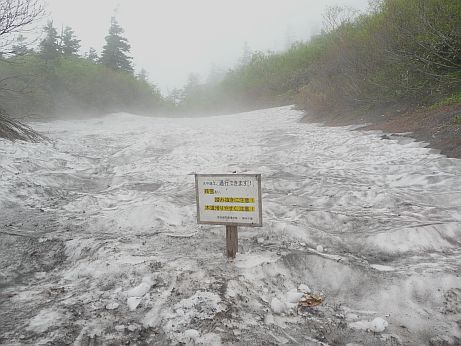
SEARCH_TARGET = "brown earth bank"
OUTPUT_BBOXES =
[302,103,461,159]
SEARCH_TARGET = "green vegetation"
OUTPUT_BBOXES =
[2,0,459,123]
[100,17,133,73]
[0,54,165,116]
[176,0,461,115]
[432,90,461,109]
[1,17,166,119]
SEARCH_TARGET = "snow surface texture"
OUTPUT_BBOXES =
[1,106,460,345]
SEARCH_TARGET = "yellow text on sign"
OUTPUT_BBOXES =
[205,205,256,212]
[204,189,215,194]
[214,197,255,203]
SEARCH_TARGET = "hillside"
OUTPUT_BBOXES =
[174,0,461,157]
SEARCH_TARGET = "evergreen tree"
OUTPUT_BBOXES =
[100,17,133,73]
[40,21,61,61]
[61,26,80,56]
[86,47,99,62]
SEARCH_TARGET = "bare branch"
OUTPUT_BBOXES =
[0,0,44,54]
[0,110,46,141]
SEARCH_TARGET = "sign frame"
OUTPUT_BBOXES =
[195,173,263,227]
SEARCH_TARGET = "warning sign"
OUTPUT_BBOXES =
[195,174,262,227]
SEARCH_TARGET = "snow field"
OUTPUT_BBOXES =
[1,106,460,345]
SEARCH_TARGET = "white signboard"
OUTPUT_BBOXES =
[195,174,262,227]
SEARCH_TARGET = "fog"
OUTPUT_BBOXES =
[2,0,461,344]
[45,0,370,92]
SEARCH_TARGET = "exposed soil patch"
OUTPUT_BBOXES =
[302,103,461,159]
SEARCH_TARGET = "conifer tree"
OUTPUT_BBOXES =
[86,47,99,62]
[100,17,133,73]
[39,21,61,61]
[61,26,80,56]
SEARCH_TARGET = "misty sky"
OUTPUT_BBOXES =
[45,0,370,93]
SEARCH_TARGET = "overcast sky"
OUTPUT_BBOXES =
[44,0,370,93]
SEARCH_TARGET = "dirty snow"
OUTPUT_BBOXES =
[349,317,389,333]
[1,106,461,345]
[26,308,63,333]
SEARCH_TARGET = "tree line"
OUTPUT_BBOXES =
[174,0,461,115]
[1,0,460,125]
[0,12,166,118]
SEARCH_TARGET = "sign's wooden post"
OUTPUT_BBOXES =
[226,225,238,259]
[195,173,262,260]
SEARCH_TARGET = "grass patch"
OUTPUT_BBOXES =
[432,90,461,109]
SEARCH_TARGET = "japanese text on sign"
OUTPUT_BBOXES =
[195,174,262,227]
